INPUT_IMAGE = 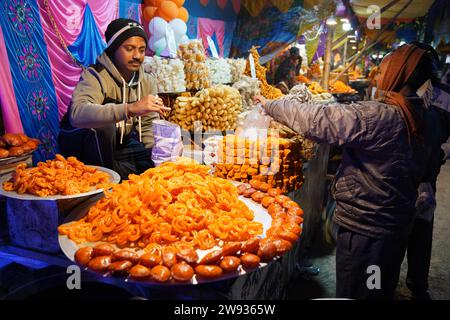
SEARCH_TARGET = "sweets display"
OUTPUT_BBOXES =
[269,121,316,162]
[178,40,210,90]
[169,85,242,131]
[227,58,246,83]
[232,76,261,112]
[59,162,262,248]
[59,162,303,282]
[296,74,311,84]
[244,46,283,100]
[214,135,303,192]
[143,56,186,93]
[307,81,326,95]
[329,80,357,94]
[0,133,40,159]
[59,161,303,283]
[2,154,110,197]
[307,81,334,102]
[206,58,232,85]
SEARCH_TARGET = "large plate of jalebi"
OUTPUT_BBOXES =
[0,155,121,201]
[57,160,304,285]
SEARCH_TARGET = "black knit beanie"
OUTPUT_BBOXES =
[105,18,148,58]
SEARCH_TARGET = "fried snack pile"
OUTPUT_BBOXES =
[2,154,110,197]
[296,75,311,84]
[0,133,40,159]
[307,81,326,95]
[169,85,242,131]
[329,80,357,94]
[59,162,263,251]
[244,46,283,100]
[214,135,303,193]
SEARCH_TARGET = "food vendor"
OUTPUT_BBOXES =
[254,44,433,299]
[59,18,170,180]
[274,47,302,94]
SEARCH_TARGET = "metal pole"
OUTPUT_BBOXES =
[322,24,335,90]
[343,38,348,68]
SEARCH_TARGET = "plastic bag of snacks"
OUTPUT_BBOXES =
[235,105,271,140]
[178,40,210,90]
[143,56,186,93]
[151,120,183,166]
[233,76,261,112]
[206,58,232,85]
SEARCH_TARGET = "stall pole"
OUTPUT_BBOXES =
[342,38,348,68]
[322,24,335,90]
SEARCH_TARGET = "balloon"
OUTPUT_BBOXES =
[144,0,163,6]
[143,6,158,21]
[172,0,185,7]
[169,19,187,35]
[159,1,179,22]
[200,0,209,6]
[180,34,189,45]
[175,34,189,46]
[217,0,228,9]
[177,6,189,22]
[149,37,167,54]
[148,17,168,39]
[148,35,157,51]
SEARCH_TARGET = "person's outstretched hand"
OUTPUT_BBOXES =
[127,95,170,117]
[253,95,267,108]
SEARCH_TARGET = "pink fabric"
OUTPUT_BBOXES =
[197,18,225,57]
[0,25,24,133]
[37,0,118,120]
[88,0,119,38]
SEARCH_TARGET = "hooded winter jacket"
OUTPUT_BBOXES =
[264,98,428,239]
[65,52,159,148]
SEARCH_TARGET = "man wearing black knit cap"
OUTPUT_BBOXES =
[59,18,170,180]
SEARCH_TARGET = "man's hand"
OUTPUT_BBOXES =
[127,95,170,117]
[253,95,267,108]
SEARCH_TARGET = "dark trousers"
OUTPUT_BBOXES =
[58,124,153,180]
[336,226,408,299]
[406,216,434,294]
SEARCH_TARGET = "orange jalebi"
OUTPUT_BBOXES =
[59,161,263,251]
[2,154,110,197]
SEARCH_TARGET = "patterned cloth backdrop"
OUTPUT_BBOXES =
[0,0,141,162]
[0,0,60,162]
[185,0,240,58]
[38,0,119,121]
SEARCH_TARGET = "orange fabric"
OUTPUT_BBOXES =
[377,44,426,142]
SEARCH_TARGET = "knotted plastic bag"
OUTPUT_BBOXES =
[151,120,183,166]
